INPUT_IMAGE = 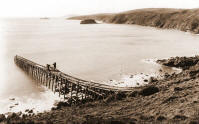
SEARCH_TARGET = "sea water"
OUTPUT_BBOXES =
[0,18,199,114]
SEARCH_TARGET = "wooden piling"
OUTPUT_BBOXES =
[14,55,131,106]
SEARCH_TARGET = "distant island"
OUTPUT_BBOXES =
[40,17,49,20]
[80,19,97,24]
[69,8,199,34]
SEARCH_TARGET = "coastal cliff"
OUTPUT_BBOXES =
[69,8,199,34]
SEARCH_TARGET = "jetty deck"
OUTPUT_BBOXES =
[14,55,133,104]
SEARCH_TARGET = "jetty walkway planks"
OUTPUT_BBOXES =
[14,55,133,104]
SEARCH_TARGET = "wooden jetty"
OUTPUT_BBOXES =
[14,55,133,105]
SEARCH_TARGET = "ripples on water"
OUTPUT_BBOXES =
[0,18,199,114]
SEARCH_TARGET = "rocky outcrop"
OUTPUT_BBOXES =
[80,19,97,24]
[157,56,199,69]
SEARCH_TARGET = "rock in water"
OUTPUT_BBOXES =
[80,19,97,24]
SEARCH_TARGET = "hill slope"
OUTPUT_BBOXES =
[69,8,199,34]
[3,56,199,123]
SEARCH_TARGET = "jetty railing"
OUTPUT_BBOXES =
[14,55,132,105]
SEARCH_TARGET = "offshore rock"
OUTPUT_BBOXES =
[80,19,97,24]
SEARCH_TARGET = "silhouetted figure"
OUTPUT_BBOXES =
[46,64,50,71]
[53,62,56,70]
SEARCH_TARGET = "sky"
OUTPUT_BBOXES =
[0,0,198,17]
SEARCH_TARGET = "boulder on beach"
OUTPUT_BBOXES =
[80,19,97,24]
[9,98,15,101]
[139,86,159,96]
[0,114,5,122]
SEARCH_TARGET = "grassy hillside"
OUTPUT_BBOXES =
[4,56,199,123]
[69,8,199,34]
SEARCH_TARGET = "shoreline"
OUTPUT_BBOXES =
[2,55,199,123]
[2,57,179,115]
[69,8,199,34]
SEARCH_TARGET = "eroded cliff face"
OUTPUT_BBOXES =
[69,8,199,34]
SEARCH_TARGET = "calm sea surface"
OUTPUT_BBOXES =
[0,18,199,114]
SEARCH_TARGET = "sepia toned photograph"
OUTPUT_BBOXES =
[0,0,199,123]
